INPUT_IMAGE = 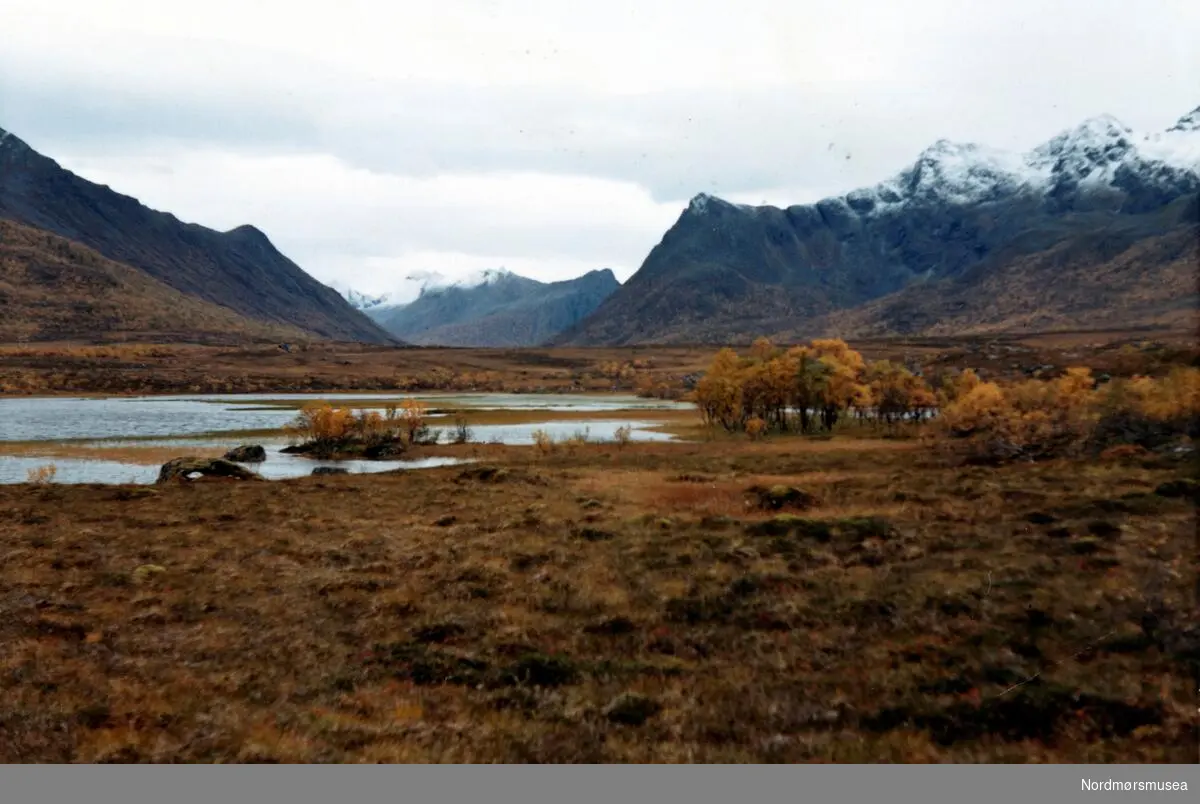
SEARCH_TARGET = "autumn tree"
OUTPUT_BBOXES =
[804,339,867,431]
[401,399,430,444]
[788,346,826,433]
[694,348,745,431]
[1093,366,1200,449]
[867,360,937,426]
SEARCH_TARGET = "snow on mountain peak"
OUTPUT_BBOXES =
[332,284,393,311]
[476,267,513,285]
[1168,106,1200,133]
[688,193,715,213]
[854,106,1199,211]
[687,192,759,214]
[1029,114,1136,176]
[898,138,1042,205]
[411,267,515,298]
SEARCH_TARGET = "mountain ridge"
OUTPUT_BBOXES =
[555,106,1200,346]
[0,218,310,344]
[0,128,396,344]
[368,268,620,347]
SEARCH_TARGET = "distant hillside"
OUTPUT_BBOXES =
[800,198,1200,339]
[0,219,307,343]
[368,268,620,346]
[0,127,395,344]
[556,106,1200,345]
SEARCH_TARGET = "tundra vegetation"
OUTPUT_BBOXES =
[0,335,1195,763]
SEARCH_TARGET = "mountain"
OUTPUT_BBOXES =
[368,268,620,346]
[0,127,395,344]
[0,219,308,343]
[334,285,394,312]
[555,106,1200,345]
[799,197,1199,338]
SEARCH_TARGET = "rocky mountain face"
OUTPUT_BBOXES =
[368,268,620,347]
[801,197,1199,339]
[0,128,395,344]
[556,106,1200,345]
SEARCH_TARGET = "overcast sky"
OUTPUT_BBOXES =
[2,0,1198,301]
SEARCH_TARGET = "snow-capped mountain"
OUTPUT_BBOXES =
[676,107,1199,228]
[1168,106,1200,132]
[412,267,515,297]
[334,286,394,312]
[335,268,519,312]
[367,268,620,347]
[840,107,1200,214]
[558,105,1200,346]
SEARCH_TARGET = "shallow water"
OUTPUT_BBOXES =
[0,392,688,443]
[0,397,301,442]
[0,449,472,485]
[0,392,680,484]
[151,392,694,412]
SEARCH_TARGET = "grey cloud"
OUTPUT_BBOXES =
[4,21,1196,208]
[0,80,319,157]
[2,2,1196,292]
[0,73,968,205]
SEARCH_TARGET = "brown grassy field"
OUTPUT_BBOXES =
[1,433,1195,763]
[1,328,1195,397]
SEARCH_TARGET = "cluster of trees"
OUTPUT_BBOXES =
[693,337,1199,458]
[693,338,936,435]
[286,400,432,450]
[939,365,1199,459]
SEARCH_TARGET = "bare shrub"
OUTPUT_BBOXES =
[453,415,473,445]
[26,463,57,484]
[532,429,555,455]
[613,425,633,449]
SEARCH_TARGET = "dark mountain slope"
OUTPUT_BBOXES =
[0,127,395,344]
[0,219,308,343]
[798,196,1200,339]
[556,107,1200,345]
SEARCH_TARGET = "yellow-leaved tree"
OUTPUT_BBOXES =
[867,360,937,426]
[695,348,746,431]
[809,339,868,431]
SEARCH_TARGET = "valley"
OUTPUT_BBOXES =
[0,82,1196,768]
[1,331,1195,762]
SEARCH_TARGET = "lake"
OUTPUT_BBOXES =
[0,392,688,484]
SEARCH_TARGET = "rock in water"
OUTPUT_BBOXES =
[156,457,262,483]
[312,467,350,476]
[224,444,267,463]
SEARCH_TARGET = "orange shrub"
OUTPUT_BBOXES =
[745,417,768,441]
[26,464,57,484]
[401,399,429,444]
[286,403,355,445]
